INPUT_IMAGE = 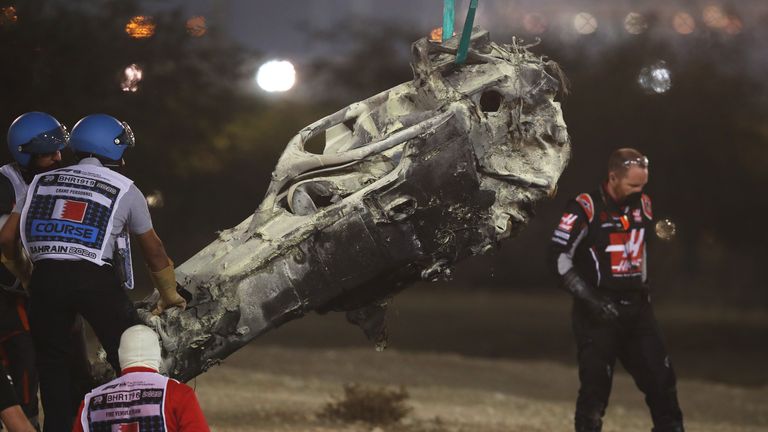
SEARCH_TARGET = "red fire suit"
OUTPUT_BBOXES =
[72,367,209,432]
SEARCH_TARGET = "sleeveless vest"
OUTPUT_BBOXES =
[81,372,168,432]
[0,163,28,203]
[20,164,133,266]
[0,164,28,291]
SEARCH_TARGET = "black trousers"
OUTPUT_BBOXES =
[572,292,683,432]
[0,362,18,412]
[28,260,139,432]
[0,331,38,419]
[0,289,39,420]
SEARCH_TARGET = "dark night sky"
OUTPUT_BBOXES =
[141,0,768,99]
[146,0,767,58]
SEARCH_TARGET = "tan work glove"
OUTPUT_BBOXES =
[150,261,186,315]
[1,246,32,290]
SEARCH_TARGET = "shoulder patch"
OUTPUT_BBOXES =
[641,194,653,220]
[575,193,595,223]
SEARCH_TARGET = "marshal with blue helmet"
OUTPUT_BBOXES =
[6,111,68,169]
[69,114,134,165]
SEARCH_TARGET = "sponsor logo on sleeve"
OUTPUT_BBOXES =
[641,194,653,220]
[575,193,595,222]
[558,213,578,232]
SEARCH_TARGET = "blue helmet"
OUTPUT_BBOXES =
[7,112,69,168]
[70,114,135,161]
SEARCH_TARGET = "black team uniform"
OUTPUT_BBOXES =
[0,174,38,422]
[547,184,684,432]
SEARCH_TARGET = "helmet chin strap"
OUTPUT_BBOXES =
[75,152,125,169]
[100,159,124,169]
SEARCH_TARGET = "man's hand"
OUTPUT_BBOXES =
[152,295,187,315]
[592,298,620,321]
[562,269,620,321]
[149,262,187,315]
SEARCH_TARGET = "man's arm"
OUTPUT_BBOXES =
[126,185,185,313]
[546,200,619,321]
[546,200,591,277]
[71,401,85,432]
[0,212,31,289]
[0,176,21,259]
[641,193,653,284]
[170,381,210,432]
[136,229,186,313]
[0,212,21,260]
[0,405,36,432]
[0,364,36,432]
[136,229,171,272]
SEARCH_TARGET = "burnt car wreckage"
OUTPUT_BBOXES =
[136,28,572,382]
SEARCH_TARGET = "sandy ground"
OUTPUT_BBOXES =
[193,346,767,432]
[183,290,767,432]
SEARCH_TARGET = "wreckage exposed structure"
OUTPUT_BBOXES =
[140,28,572,382]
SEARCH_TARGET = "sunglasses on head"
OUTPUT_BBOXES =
[622,156,649,168]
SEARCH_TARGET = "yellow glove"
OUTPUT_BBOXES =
[1,249,32,290]
[150,262,186,315]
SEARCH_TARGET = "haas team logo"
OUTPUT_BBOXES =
[605,228,645,274]
[558,213,578,232]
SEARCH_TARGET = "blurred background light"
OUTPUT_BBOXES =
[121,64,143,93]
[523,13,548,35]
[624,12,648,35]
[655,218,677,241]
[0,6,17,26]
[638,61,672,94]
[723,17,743,35]
[573,12,598,35]
[672,12,696,35]
[186,16,207,37]
[256,60,296,93]
[145,190,165,209]
[125,16,156,39]
[702,5,728,29]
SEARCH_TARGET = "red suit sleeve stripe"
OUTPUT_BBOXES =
[575,193,595,223]
[641,194,653,220]
[15,297,30,331]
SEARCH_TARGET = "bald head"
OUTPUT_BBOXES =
[608,148,648,178]
[606,148,648,203]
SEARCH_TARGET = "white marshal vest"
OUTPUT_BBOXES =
[0,163,28,204]
[81,372,169,432]
[0,163,28,291]
[20,164,133,266]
